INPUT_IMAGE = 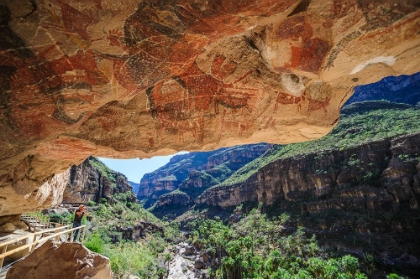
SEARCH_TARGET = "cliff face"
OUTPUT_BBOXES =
[197,133,420,211]
[139,144,271,208]
[63,157,136,205]
[1,0,420,217]
[128,181,140,196]
[155,191,191,209]
[138,152,215,204]
[346,72,420,106]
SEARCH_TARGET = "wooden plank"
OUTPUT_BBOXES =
[0,234,32,249]
[0,246,7,269]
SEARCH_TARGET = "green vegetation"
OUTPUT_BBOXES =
[46,199,180,278]
[48,211,72,224]
[84,233,104,253]
[216,101,420,188]
[208,164,235,182]
[89,157,119,184]
[103,241,166,278]
[187,204,370,279]
[160,188,188,198]
[84,201,182,278]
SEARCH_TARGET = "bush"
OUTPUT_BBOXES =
[88,200,96,206]
[84,233,104,253]
[102,242,162,278]
[387,274,406,279]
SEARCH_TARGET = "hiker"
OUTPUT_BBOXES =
[72,204,88,242]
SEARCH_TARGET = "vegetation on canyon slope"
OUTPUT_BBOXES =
[187,204,375,279]
[86,203,180,278]
[57,199,407,279]
[54,199,182,278]
[47,158,180,278]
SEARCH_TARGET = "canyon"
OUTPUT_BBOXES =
[137,100,420,276]
[138,143,272,207]
[1,0,420,219]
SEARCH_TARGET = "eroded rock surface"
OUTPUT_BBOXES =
[6,240,112,279]
[196,132,420,211]
[140,143,271,208]
[0,0,419,216]
[64,156,136,205]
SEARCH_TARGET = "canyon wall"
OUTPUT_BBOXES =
[63,157,137,205]
[140,143,271,207]
[196,133,420,213]
[1,0,420,217]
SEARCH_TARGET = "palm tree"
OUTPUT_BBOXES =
[165,252,171,278]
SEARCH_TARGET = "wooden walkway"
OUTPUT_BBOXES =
[0,213,86,276]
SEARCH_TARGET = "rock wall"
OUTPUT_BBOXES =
[0,169,70,218]
[113,221,164,243]
[196,179,259,208]
[140,143,271,207]
[197,133,420,212]
[138,152,206,199]
[1,0,419,217]
[346,72,420,106]
[63,157,137,205]
[155,191,191,208]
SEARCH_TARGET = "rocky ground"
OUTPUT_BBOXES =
[168,242,209,279]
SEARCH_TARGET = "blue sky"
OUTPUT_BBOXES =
[99,152,187,183]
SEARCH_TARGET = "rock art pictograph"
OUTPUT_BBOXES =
[0,0,419,216]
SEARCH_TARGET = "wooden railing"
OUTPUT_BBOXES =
[20,213,57,231]
[0,224,86,269]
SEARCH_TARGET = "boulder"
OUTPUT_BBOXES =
[194,259,206,269]
[184,245,196,256]
[1,223,16,233]
[6,240,112,279]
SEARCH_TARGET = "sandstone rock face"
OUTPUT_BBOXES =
[196,180,260,208]
[0,169,69,217]
[64,157,137,205]
[138,152,208,200]
[6,240,112,279]
[155,191,191,208]
[0,0,419,216]
[65,159,101,204]
[109,221,164,243]
[140,143,271,207]
[197,133,420,212]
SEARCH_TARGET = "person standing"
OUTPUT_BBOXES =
[72,204,88,242]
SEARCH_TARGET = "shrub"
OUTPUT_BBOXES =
[84,233,104,253]
[88,200,96,206]
[387,274,406,279]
